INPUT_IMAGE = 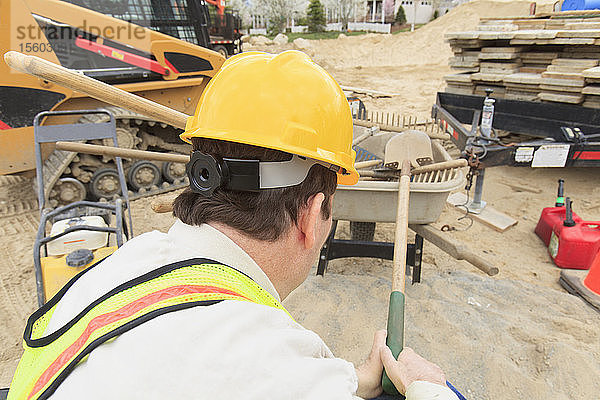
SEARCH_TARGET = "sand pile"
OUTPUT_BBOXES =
[256,0,548,69]
[285,267,600,400]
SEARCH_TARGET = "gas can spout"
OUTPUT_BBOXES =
[556,179,565,207]
[564,197,576,227]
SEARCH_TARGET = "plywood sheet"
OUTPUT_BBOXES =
[447,192,518,232]
[504,72,542,85]
[539,92,584,103]
[451,66,480,73]
[481,46,523,53]
[542,71,585,81]
[583,66,600,79]
[565,22,600,30]
[553,58,599,68]
[556,29,600,38]
[514,29,558,39]
[554,37,596,44]
[520,52,559,60]
[540,85,583,94]
[547,64,591,73]
[582,85,600,95]
[505,92,540,101]
[479,52,519,60]
[540,77,585,87]
[583,100,600,108]
[444,73,473,83]
[471,73,507,82]
[445,86,474,95]
[520,66,548,74]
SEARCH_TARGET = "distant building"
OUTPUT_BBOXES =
[364,0,384,22]
[396,0,434,24]
[358,0,467,25]
[361,0,444,24]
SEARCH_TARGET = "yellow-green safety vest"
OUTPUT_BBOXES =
[9,257,290,400]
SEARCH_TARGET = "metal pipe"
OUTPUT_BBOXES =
[469,169,486,213]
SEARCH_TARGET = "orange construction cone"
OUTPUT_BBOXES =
[560,249,600,312]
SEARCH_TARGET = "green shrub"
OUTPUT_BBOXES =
[296,16,309,26]
[307,0,326,32]
[395,6,406,25]
[268,15,286,36]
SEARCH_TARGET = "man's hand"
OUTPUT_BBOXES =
[355,330,386,399]
[380,346,447,395]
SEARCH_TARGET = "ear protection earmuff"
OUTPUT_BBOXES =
[186,151,228,197]
[186,151,341,197]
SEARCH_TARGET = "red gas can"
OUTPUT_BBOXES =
[535,179,581,246]
[536,207,582,246]
[549,199,600,270]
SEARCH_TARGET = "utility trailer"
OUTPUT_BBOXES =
[207,7,243,57]
[432,92,600,169]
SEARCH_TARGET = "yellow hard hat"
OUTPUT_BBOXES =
[181,50,358,186]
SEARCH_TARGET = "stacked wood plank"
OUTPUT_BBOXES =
[444,72,474,95]
[538,58,597,104]
[582,66,600,107]
[520,51,558,73]
[503,72,542,101]
[444,13,600,106]
[448,36,481,73]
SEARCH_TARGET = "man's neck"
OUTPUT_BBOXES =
[208,222,303,300]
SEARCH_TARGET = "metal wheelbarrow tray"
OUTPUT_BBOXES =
[333,140,464,224]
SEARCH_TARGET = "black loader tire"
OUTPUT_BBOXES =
[213,45,228,58]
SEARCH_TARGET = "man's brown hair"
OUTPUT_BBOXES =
[172,138,337,241]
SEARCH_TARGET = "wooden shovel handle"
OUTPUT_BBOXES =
[151,198,177,213]
[56,142,189,163]
[409,224,499,276]
[354,159,383,170]
[412,159,467,175]
[382,159,412,395]
[4,51,189,129]
[392,160,411,293]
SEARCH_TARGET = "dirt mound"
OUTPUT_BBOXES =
[311,0,544,69]
[285,267,600,400]
[0,176,38,217]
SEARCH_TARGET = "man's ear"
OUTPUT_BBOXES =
[298,193,325,250]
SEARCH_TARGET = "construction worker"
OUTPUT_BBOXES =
[9,51,459,400]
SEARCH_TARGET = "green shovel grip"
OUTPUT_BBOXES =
[382,291,405,396]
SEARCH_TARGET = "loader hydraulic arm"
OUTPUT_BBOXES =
[74,37,177,76]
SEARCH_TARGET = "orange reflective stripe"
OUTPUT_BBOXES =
[9,260,291,400]
[28,285,248,399]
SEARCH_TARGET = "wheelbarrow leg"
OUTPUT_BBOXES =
[317,220,338,276]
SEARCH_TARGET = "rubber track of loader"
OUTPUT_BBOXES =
[0,106,189,218]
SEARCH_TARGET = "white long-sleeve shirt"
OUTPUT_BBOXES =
[44,220,457,400]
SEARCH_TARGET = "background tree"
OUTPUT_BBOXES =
[383,0,395,23]
[326,0,359,31]
[254,0,303,34]
[268,15,287,35]
[227,0,253,30]
[395,5,406,25]
[307,0,326,32]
